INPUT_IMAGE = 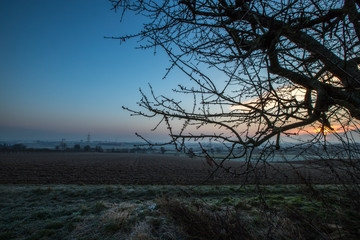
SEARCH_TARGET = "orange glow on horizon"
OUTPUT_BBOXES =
[284,123,359,137]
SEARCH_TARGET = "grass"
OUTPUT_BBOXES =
[0,184,359,239]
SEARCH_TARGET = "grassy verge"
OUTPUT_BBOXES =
[0,184,359,239]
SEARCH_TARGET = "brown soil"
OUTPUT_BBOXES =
[0,152,357,185]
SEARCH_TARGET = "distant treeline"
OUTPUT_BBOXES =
[0,143,103,153]
[0,144,30,152]
[0,143,168,154]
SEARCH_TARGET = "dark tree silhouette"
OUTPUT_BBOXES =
[84,145,91,152]
[160,147,166,154]
[110,1,360,237]
[73,144,81,151]
[110,0,360,162]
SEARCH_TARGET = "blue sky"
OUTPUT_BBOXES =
[0,0,183,141]
[1,0,355,145]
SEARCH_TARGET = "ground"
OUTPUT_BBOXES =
[1,152,359,239]
[0,152,350,184]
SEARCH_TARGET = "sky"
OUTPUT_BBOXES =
[1,0,356,145]
[0,0,182,142]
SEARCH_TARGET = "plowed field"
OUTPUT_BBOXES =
[0,152,353,184]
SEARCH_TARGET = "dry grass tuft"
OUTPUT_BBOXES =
[158,197,254,240]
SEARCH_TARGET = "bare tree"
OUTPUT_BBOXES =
[110,0,359,163]
[109,1,360,237]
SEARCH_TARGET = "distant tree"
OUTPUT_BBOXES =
[12,144,27,151]
[187,148,195,158]
[210,148,215,155]
[160,147,166,154]
[0,144,9,152]
[95,146,104,152]
[73,144,81,151]
[84,145,91,152]
[215,147,223,154]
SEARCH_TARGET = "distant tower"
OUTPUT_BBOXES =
[87,133,91,143]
